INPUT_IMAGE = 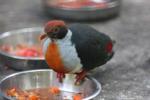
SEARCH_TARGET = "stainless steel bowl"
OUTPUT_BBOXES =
[0,69,101,100]
[0,28,48,70]
[43,0,121,21]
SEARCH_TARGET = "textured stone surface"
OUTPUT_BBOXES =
[0,0,150,100]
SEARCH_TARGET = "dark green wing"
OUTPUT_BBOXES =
[69,24,113,70]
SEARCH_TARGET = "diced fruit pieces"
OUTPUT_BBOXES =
[28,93,39,100]
[73,94,82,100]
[49,86,60,95]
[7,88,18,97]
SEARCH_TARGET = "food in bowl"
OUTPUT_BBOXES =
[0,28,48,70]
[47,0,107,9]
[0,70,101,100]
[0,44,43,58]
[6,87,82,100]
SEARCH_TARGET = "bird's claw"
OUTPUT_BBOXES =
[57,73,65,83]
[75,70,87,85]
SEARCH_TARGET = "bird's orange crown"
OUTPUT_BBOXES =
[44,20,66,33]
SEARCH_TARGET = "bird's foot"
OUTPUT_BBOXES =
[75,70,87,85]
[57,73,65,83]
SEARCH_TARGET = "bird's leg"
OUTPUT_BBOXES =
[75,70,87,85]
[56,72,65,83]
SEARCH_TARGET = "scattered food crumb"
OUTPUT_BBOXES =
[49,86,61,95]
[73,93,82,100]
[28,93,39,100]
[7,88,18,97]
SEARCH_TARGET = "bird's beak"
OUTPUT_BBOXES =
[39,33,47,41]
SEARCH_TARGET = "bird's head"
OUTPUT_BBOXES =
[40,20,68,40]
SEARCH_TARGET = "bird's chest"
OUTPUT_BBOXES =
[43,37,82,73]
[45,42,66,72]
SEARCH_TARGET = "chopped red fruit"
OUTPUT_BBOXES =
[7,88,18,97]
[28,93,39,100]
[73,94,82,100]
[49,86,61,95]
[0,44,43,57]
[51,0,107,9]
[15,48,40,57]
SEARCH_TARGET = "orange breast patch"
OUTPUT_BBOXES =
[45,42,68,73]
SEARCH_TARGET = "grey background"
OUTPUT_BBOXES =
[0,0,150,100]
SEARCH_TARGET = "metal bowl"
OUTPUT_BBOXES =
[0,27,48,70]
[43,0,121,21]
[0,69,101,100]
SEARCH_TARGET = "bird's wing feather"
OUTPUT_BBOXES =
[69,24,112,70]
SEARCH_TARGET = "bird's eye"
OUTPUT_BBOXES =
[52,27,59,33]
[105,42,113,53]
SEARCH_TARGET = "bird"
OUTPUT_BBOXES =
[40,20,114,84]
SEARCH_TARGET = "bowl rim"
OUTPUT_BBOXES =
[0,27,45,60]
[0,69,101,100]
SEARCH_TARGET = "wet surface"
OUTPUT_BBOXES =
[0,0,150,100]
